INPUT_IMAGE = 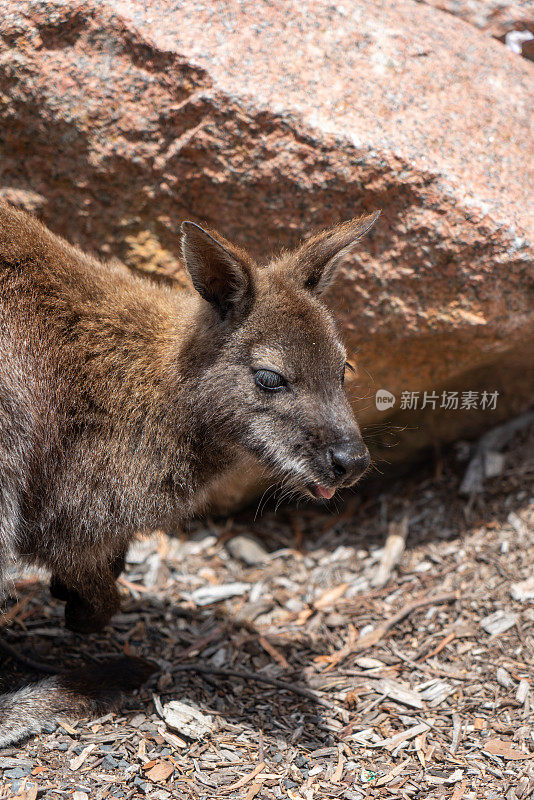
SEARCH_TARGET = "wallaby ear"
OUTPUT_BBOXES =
[181,222,256,318]
[288,210,381,295]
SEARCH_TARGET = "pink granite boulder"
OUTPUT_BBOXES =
[0,0,532,501]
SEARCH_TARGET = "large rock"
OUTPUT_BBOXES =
[417,1,533,38]
[418,1,534,59]
[0,0,532,488]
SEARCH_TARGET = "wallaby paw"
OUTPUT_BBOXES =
[64,596,113,634]
[50,576,71,601]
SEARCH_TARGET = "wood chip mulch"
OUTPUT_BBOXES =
[1,422,533,800]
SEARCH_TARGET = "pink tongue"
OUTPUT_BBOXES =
[316,485,335,500]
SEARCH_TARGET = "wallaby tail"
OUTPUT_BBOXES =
[0,656,155,747]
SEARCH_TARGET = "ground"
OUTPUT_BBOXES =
[1,423,533,800]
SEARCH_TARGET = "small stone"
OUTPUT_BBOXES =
[189,582,250,606]
[159,699,214,739]
[5,767,30,779]
[226,535,269,565]
[511,576,534,602]
[102,755,118,770]
[0,758,33,769]
[355,657,385,669]
[505,29,534,55]
[133,777,148,792]
[516,679,530,704]
[480,610,518,636]
[129,713,147,727]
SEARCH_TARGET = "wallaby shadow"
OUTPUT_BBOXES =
[1,575,341,751]
[1,420,531,751]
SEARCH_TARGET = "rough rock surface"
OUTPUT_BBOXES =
[0,0,532,496]
[417,0,534,38]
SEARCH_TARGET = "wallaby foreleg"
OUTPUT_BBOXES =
[51,566,121,634]
[50,549,126,603]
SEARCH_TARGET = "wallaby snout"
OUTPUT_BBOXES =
[327,441,370,482]
[309,430,370,500]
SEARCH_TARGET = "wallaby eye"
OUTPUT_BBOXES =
[255,369,287,391]
[342,361,354,384]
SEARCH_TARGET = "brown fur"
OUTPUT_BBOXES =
[0,201,378,743]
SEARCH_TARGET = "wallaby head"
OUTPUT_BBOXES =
[180,211,380,501]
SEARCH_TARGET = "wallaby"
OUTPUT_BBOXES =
[0,200,379,746]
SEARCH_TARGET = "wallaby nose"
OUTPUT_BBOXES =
[328,444,370,482]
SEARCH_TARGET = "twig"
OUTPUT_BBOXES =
[451,712,462,755]
[225,761,266,791]
[0,638,59,675]
[174,624,225,659]
[171,662,345,716]
[372,592,459,639]
[0,595,33,629]
[321,592,460,669]
[421,631,456,660]
[389,642,476,681]
[372,515,409,588]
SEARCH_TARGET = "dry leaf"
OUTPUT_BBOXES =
[483,738,534,760]
[375,757,411,787]
[157,725,187,750]
[259,636,289,668]
[245,782,264,800]
[69,743,96,771]
[331,746,344,782]
[451,780,467,800]
[226,762,266,790]
[314,582,349,610]
[145,759,175,781]
[12,788,38,800]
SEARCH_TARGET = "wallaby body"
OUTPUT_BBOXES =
[0,200,378,745]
